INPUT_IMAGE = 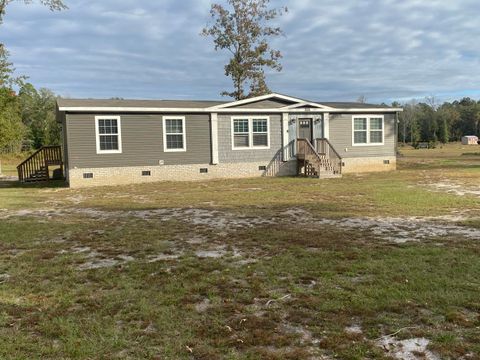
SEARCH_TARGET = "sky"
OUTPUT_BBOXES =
[2,0,480,104]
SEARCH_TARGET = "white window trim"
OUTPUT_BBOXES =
[231,116,270,150]
[95,115,122,154]
[352,115,385,146]
[163,116,187,152]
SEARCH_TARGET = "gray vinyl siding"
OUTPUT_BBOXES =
[60,113,69,178]
[218,114,283,163]
[328,113,396,158]
[66,113,211,168]
[234,99,294,109]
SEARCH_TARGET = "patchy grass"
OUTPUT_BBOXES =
[0,143,479,359]
[0,152,31,177]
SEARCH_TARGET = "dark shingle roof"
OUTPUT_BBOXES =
[57,98,227,109]
[57,98,395,110]
[319,102,390,109]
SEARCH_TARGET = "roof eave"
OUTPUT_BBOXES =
[58,106,403,113]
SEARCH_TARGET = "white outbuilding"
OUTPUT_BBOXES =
[461,135,479,145]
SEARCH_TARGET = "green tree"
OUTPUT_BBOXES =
[202,0,287,99]
[0,87,24,152]
[18,83,60,148]
[0,44,25,87]
[455,98,480,136]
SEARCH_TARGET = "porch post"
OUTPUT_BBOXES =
[324,113,330,139]
[282,112,289,161]
[211,112,219,164]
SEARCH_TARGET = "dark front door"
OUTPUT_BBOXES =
[298,118,313,144]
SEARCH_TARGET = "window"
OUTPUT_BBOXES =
[163,116,186,152]
[370,117,383,143]
[252,119,268,146]
[353,118,367,144]
[352,115,384,146]
[95,116,122,154]
[232,117,270,149]
[233,119,249,148]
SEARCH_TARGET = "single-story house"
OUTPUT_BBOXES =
[461,135,479,145]
[48,93,401,187]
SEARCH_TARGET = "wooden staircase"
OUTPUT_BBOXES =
[296,138,342,179]
[17,146,64,183]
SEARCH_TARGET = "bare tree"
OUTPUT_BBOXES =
[202,0,287,100]
[425,95,439,111]
[356,95,367,104]
[401,99,418,144]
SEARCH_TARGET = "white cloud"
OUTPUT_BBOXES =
[2,0,480,103]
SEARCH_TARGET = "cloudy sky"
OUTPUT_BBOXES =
[3,0,480,104]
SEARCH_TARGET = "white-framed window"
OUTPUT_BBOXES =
[352,115,384,146]
[232,117,270,150]
[95,115,122,154]
[163,116,186,152]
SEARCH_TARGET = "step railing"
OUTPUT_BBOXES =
[315,138,342,175]
[17,146,63,182]
[296,139,327,177]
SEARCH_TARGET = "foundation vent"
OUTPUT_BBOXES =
[258,166,267,171]
[384,160,390,164]
[200,168,208,173]
[83,173,94,179]
[142,170,151,176]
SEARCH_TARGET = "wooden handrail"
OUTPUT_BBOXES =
[315,138,342,160]
[297,139,323,163]
[17,145,63,182]
[315,138,342,175]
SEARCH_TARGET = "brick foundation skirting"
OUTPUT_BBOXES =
[68,160,297,188]
[67,156,395,188]
[341,156,397,173]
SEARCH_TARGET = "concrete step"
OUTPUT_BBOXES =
[318,173,342,179]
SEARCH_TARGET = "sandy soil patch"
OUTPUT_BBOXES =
[194,298,211,313]
[377,336,439,360]
[147,254,180,262]
[423,180,480,198]
[344,324,363,335]
[2,207,479,244]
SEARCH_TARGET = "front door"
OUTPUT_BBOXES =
[298,118,313,144]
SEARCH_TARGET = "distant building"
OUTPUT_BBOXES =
[461,135,479,145]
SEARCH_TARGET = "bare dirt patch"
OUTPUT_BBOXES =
[2,207,479,245]
[422,180,480,198]
[377,336,439,360]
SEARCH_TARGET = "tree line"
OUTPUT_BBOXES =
[0,0,66,153]
[396,97,480,146]
[0,47,60,153]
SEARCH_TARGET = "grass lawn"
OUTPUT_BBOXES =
[0,143,479,359]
